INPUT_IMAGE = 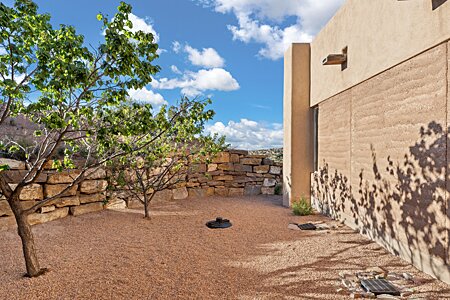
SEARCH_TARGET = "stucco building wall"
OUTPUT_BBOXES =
[313,41,449,283]
[310,0,450,106]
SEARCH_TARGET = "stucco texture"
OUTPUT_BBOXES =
[310,0,450,106]
[314,42,450,283]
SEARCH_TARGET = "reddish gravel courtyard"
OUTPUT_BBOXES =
[0,196,449,299]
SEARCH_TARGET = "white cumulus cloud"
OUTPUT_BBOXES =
[205,119,283,150]
[170,65,182,74]
[184,45,225,68]
[128,87,168,107]
[199,0,344,60]
[172,41,181,53]
[127,13,160,43]
[151,68,239,97]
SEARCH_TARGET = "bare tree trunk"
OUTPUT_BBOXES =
[9,196,44,277]
[144,193,150,219]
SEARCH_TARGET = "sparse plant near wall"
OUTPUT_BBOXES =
[274,184,282,195]
[292,196,313,216]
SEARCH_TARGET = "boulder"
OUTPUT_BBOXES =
[269,166,282,175]
[214,187,229,197]
[44,184,78,198]
[240,158,262,165]
[253,165,270,174]
[0,158,25,170]
[0,200,12,217]
[79,193,106,204]
[69,202,103,216]
[28,207,69,225]
[244,185,262,196]
[263,178,277,187]
[229,188,244,196]
[172,187,188,200]
[0,216,16,231]
[80,180,108,194]
[212,152,230,163]
[47,171,81,184]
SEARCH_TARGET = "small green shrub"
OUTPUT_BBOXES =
[274,184,282,195]
[292,197,313,216]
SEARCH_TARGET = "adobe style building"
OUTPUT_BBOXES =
[283,0,450,283]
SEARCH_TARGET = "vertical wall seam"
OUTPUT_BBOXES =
[446,41,449,265]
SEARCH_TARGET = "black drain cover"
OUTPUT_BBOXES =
[206,217,232,229]
[298,223,317,230]
[361,279,401,296]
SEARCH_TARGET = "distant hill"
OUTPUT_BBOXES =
[249,148,282,164]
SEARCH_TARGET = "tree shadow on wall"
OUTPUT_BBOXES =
[312,121,449,280]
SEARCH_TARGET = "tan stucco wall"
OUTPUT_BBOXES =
[314,42,449,283]
[283,44,314,207]
[310,0,450,106]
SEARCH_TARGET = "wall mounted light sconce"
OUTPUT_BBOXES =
[322,46,348,71]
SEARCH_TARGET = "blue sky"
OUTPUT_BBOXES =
[5,0,343,149]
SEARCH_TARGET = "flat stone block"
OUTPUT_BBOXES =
[244,185,262,196]
[47,171,81,184]
[173,187,188,200]
[28,207,69,225]
[0,158,25,170]
[263,178,277,187]
[45,184,78,198]
[214,175,234,181]
[69,203,103,216]
[53,196,80,208]
[229,188,244,196]
[79,193,106,204]
[240,158,262,165]
[269,166,282,175]
[261,187,275,195]
[212,152,230,163]
[254,165,270,174]
[214,187,229,197]
[80,180,108,194]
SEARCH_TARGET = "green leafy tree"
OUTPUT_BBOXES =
[0,0,221,278]
[110,98,225,219]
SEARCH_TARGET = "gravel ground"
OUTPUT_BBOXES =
[0,196,449,299]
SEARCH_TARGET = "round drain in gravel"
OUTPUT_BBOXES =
[206,217,232,229]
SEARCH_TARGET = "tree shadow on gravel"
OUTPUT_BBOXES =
[312,121,449,282]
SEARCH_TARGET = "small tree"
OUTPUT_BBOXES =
[110,98,225,219]
[0,0,212,277]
